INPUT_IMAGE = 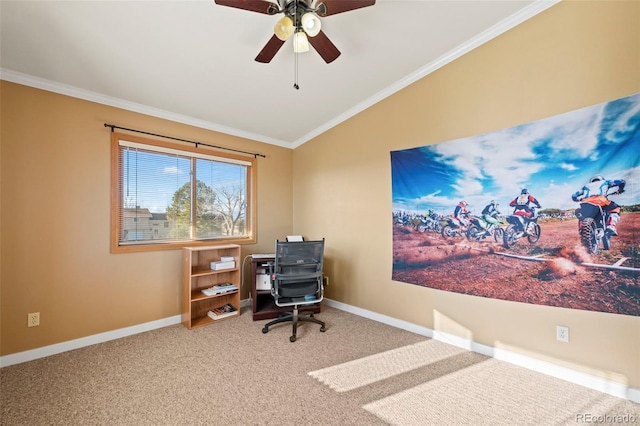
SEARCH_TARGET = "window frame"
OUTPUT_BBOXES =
[110,132,257,253]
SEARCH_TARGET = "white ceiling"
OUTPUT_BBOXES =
[0,0,558,148]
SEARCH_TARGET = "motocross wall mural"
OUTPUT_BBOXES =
[391,92,640,316]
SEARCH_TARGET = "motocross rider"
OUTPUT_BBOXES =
[453,200,470,227]
[480,200,501,234]
[572,175,625,236]
[509,189,541,218]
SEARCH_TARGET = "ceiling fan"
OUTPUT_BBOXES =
[214,0,376,64]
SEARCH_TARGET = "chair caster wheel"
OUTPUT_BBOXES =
[289,336,296,342]
[320,326,326,332]
[262,327,269,334]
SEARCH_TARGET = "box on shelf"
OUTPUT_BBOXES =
[210,260,235,270]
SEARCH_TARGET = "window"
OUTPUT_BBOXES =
[111,132,256,253]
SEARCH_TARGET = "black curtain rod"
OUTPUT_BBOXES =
[104,123,266,158]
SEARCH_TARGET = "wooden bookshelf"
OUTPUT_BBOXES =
[182,245,241,329]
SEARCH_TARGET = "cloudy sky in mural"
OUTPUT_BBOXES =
[391,93,640,216]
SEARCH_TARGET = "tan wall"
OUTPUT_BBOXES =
[293,1,640,387]
[0,82,293,354]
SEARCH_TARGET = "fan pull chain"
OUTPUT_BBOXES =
[293,51,300,90]
[293,0,300,90]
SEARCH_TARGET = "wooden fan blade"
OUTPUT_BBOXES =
[315,0,375,17]
[308,30,341,63]
[255,34,286,63]
[214,0,280,15]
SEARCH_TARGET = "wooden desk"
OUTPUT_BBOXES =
[250,257,321,321]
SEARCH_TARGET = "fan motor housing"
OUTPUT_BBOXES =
[284,0,316,21]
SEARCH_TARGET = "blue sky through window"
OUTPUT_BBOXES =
[123,150,190,213]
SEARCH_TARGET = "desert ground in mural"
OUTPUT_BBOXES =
[392,212,640,316]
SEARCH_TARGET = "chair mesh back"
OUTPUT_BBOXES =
[272,239,324,301]
[275,240,324,273]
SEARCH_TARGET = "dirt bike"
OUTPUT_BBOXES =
[502,208,541,249]
[441,214,469,239]
[393,215,412,227]
[416,215,443,234]
[575,202,611,254]
[466,215,504,242]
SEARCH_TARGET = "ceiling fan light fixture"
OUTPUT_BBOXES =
[293,30,310,53]
[301,12,321,37]
[213,0,377,65]
[274,16,294,41]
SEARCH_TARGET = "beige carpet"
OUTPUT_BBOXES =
[2,305,638,425]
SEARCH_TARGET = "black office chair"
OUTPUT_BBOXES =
[262,238,326,342]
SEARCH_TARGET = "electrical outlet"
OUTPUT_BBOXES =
[27,312,40,327]
[556,325,569,342]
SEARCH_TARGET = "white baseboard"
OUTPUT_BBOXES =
[323,298,640,404]
[2,298,638,404]
[0,298,257,368]
[0,315,182,368]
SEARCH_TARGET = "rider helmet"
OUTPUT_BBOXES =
[491,200,497,205]
[460,200,468,206]
[521,188,528,194]
[590,174,604,183]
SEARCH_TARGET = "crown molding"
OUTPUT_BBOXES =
[291,0,561,148]
[0,68,293,149]
[1,0,559,150]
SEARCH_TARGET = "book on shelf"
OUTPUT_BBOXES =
[220,256,235,262]
[201,283,238,297]
[207,303,238,320]
[210,260,236,270]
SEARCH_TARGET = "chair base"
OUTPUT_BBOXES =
[261,306,326,342]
